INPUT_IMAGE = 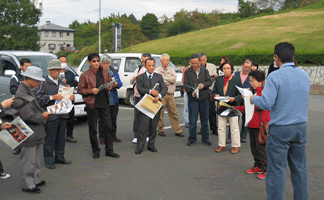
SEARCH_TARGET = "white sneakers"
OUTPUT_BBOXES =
[0,172,10,179]
[132,137,149,144]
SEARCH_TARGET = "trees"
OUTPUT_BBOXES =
[140,13,160,40]
[238,0,258,18]
[166,19,194,37]
[0,0,42,50]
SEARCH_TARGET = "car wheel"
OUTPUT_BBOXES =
[127,91,135,107]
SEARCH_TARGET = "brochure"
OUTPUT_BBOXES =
[0,116,34,149]
[57,85,74,102]
[47,100,74,114]
[135,94,163,119]
[98,79,116,91]
[235,86,255,126]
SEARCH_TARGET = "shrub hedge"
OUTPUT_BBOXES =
[169,50,324,66]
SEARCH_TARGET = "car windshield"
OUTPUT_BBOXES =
[153,57,180,72]
[16,55,57,76]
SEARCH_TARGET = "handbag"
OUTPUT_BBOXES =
[258,111,268,144]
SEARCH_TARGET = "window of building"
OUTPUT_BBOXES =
[52,31,56,37]
[48,44,56,50]
[60,32,63,37]
[45,31,48,37]
[67,32,70,36]
[67,44,71,47]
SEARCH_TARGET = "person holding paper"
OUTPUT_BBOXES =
[233,59,252,143]
[183,54,212,147]
[77,53,120,159]
[99,54,123,143]
[0,97,15,179]
[251,42,310,200]
[58,55,78,143]
[213,62,242,154]
[14,66,50,193]
[235,70,269,180]
[130,53,151,144]
[155,53,183,137]
[135,57,167,154]
[37,59,74,169]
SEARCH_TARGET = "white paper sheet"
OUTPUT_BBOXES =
[214,96,230,102]
[235,86,255,126]
[135,94,163,119]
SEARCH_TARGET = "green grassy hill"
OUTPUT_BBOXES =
[120,7,324,60]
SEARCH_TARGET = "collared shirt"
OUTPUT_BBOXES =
[145,71,162,99]
[48,75,58,85]
[195,68,200,77]
[252,62,310,125]
[240,71,249,85]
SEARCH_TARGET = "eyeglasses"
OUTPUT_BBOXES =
[91,59,100,63]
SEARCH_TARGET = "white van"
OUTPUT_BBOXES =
[77,53,183,106]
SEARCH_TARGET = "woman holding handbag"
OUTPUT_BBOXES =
[235,70,270,180]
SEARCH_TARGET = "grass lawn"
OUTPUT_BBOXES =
[120,9,324,55]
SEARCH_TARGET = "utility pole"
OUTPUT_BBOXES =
[99,0,101,53]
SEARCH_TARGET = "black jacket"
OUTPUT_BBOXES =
[212,76,243,116]
[9,70,25,95]
[183,66,212,102]
[136,72,167,99]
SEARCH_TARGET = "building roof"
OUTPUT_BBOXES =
[38,21,76,32]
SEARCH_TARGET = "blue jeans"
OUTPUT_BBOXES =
[266,123,308,200]
[188,98,209,142]
[183,92,189,124]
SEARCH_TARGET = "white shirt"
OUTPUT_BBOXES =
[48,75,58,85]
[146,71,162,99]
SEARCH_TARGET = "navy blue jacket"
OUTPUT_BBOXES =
[109,67,123,105]
[9,70,25,95]
[37,76,68,121]
[234,71,251,89]
[65,70,78,88]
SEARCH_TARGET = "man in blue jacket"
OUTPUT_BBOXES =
[99,54,123,143]
[233,59,252,143]
[251,42,310,200]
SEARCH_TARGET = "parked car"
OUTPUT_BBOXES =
[60,47,78,53]
[0,51,87,118]
[77,53,183,107]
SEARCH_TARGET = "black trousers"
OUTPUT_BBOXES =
[209,99,217,131]
[133,96,141,138]
[0,160,4,173]
[137,109,161,151]
[248,128,267,171]
[86,106,114,154]
[66,107,75,138]
[99,104,119,139]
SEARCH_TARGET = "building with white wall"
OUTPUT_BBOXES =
[38,21,77,54]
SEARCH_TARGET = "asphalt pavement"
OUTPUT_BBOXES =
[0,96,324,200]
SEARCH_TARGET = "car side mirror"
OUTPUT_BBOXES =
[4,69,16,77]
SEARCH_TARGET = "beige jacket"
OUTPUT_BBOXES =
[155,66,177,94]
[205,62,217,91]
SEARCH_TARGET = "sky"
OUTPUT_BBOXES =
[37,0,239,27]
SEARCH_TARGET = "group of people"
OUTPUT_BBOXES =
[0,42,310,200]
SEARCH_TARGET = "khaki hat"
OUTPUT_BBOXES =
[48,59,62,70]
[21,66,45,81]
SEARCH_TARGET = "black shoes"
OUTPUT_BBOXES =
[147,147,158,152]
[135,149,142,154]
[54,160,72,164]
[197,130,202,135]
[22,187,41,194]
[187,141,196,146]
[202,141,212,146]
[93,152,100,159]
[13,147,21,155]
[212,130,218,135]
[35,180,46,187]
[45,163,55,169]
[105,152,120,158]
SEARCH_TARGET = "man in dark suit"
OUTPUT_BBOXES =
[233,59,252,143]
[135,57,167,154]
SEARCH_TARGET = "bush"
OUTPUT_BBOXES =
[168,50,324,66]
[56,51,73,58]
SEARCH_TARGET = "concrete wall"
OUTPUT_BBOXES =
[39,31,74,53]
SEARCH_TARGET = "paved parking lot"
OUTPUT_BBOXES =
[0,95,323,200]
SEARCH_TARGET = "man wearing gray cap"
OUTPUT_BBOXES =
[37,59,74,169]
[13,66,50,194]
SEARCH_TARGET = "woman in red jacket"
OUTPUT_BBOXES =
[235,70,270,180]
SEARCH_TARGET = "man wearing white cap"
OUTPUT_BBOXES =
[37,59,74,169]
[14,66,50,194]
